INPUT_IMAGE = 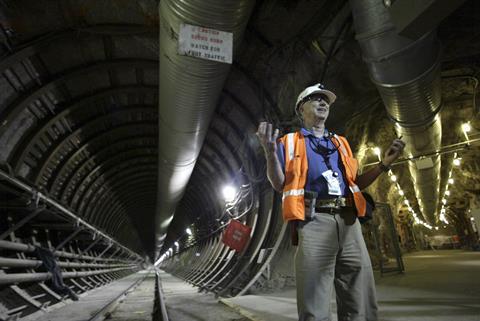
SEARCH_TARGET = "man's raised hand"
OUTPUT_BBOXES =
[383,138,406,166]
[256,122,279,155]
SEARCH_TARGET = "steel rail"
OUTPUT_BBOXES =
[155,269,170,321]
[87,271,150,321]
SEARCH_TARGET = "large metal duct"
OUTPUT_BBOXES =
[350,0,442,224]
[157,0,255,257]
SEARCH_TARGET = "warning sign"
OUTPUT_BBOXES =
[222,219,252,252]
[178,24,233,64]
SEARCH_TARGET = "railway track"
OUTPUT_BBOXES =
[86,271,151,321]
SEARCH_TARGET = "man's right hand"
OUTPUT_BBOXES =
[256,122,279,155]
[256,122,285,191]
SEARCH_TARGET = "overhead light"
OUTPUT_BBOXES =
[174,241,179,247]
[453,158,461,166]
[195,252,201,257]
[398,189,404,196]
[404,199,409,205]
[462,123,471,132]
[390,175,397,182]
[435,227,439,230]
[222,185,237,202]
[373,147,381,156]
[442,198,447,205]
[186,227,192,235]
[445,190,450,196]
[448,178,454,184]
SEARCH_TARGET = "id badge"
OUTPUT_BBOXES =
[322,170,342,196]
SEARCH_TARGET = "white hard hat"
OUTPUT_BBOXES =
[295,83,337,116]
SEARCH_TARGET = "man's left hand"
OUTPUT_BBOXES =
[383,138,406,166]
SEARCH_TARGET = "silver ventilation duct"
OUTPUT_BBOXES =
[157,0,255,257]
[350,0,442,224]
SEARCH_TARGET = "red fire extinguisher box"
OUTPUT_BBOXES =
[222,219,252,252]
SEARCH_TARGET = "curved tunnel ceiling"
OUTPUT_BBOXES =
[0,0,479,262]
[0,0,160,256]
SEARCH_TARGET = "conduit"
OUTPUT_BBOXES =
[157,0,255,256]
[350,0,442,223]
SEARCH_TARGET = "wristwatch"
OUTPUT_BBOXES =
[378,161,391,172]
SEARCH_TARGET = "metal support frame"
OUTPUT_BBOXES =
[79,236,102,255]
[30,108,156,189]
[58,129,156,203]
[0,240,131,264]
[38,283,63,301]
[236,223,287,296]
[54,227,84,252]
[378,203,405,275]
[92,243,113,262]
[0,208,44,240]
[107,247,121,259]
[0,257,135,269]
[0,169,143,262]
[69,278,86,292]
[0,267,133,285]
[9,285,47,311]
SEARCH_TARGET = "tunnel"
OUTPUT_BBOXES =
[0,0,479,320]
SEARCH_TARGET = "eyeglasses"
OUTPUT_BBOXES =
[302,95,330,106]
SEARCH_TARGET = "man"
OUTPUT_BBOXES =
[256,83,405,321]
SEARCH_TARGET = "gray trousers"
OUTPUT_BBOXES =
[295,209,378,321]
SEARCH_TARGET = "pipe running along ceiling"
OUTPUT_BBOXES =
[350,0,442,224]
[157,0,256,257]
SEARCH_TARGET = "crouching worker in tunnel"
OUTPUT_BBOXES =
[256,83,405,321]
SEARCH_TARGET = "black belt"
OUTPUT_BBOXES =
[304,197,354,219]
[305,197,353,208]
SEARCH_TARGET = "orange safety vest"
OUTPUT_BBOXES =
[280,131,366,221]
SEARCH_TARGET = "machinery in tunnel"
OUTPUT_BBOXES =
[0,0,479,320]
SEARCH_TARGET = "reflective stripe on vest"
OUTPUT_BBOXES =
[350,184,361,193]
[282,188,305,199]
[334,134,348,157]
[331,135,367,217]
[287,133,295,161]
[280,132,308,221]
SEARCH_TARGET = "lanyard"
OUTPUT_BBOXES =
[308,135,339,177]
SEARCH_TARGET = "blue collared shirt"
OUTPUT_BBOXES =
[277,128,350,199]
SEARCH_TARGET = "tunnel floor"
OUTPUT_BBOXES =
[159,270,249,321]
[221,249,480,321]
[32,270,155,321]
[28,250,480,321]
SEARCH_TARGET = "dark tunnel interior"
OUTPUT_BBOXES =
[0,0,479,320]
